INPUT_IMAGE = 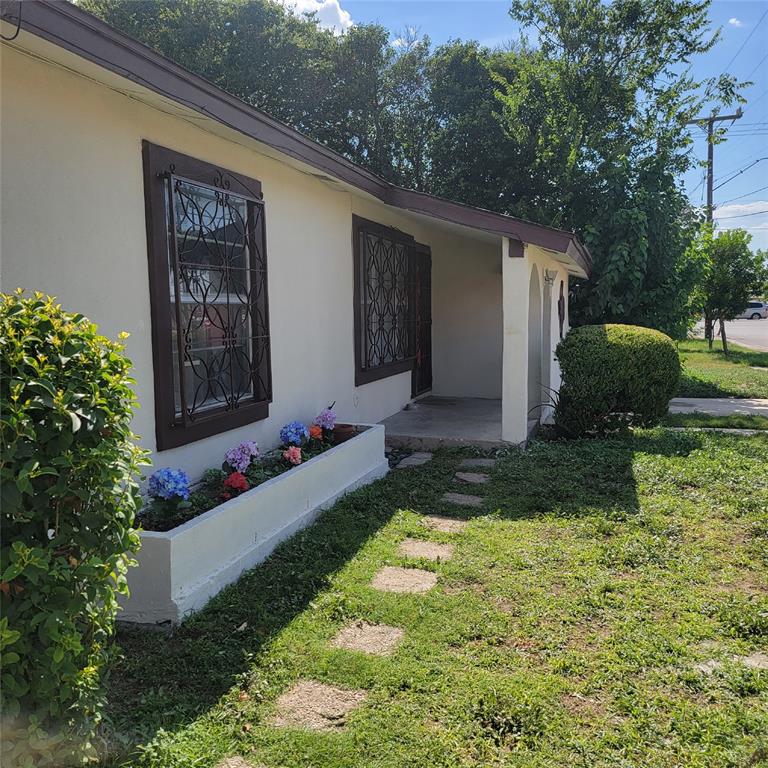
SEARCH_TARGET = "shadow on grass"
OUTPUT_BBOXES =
[103,452,459,761]
[103,432,704,763]
[484,429,704,522]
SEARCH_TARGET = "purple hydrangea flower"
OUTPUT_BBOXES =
[225,440,260,472]
[314,408,337,430]
[148,468,190,501]
[280,420,309,446]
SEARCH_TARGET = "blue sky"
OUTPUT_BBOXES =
[296,0,768,249]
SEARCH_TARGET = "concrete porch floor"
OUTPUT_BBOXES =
[380,396,505,449]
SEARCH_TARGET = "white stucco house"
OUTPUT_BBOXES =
[1,1,592,481]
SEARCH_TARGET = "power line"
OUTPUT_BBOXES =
[744,51,768,82]
[723,8,768,72]
[716,208,768,220]
[713,157,768,191]
[686,110,744,219]
[718,184,768,205]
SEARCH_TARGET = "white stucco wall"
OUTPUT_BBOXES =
[501,242,571,441]
[0,43,507,477]
[349,198,503,400]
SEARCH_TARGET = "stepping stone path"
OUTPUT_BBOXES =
[271,456,487,740]
[371,565,437,593]
[455,471,490,485]
[270,680,367,731]
[330,621,404,656]
[442,491,483,508]
[421,515,468,533]
[459,458,496,469]
[395,451,433,469]
[398,537,454,561]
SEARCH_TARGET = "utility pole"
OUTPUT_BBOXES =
[686,109,743,222]
[686,108,743,346]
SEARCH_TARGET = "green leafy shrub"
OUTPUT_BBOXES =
[0,291,147,766]
[554,324,680,436]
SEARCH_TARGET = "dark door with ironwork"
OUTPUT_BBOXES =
[411,244,432,397]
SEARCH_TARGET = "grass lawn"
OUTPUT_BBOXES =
[662,412,768,431]
[105,432,768,768]
[677,340,768,399]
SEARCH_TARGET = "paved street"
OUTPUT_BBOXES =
[694,319,768,352]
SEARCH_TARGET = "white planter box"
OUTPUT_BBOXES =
[119,424,388,624]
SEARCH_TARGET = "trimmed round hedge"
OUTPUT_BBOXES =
[0,291,147,766]
[554,324,680,436]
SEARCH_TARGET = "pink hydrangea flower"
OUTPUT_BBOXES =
[283,445,302,465]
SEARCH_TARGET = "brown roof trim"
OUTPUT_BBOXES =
[4,0,592,277]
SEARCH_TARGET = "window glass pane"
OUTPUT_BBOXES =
[359,227,414,370]
[169,178,261,420]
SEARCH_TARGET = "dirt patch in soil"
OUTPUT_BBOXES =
[459,458,496,469]
[442,492,483,507]
[371,566,438,593]
[215,758,265,768]
[421,515,468,533]
[561,692,606,719]
[398,538,454,561]
[330,621,404,656]
[269,680,367,731]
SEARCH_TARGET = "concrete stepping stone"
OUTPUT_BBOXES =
[215,759,265,768]
[398,537,454,561]
[371,565,437,593]
[742,652,768,669]
[694,651,768,675]
[459,458,496,469]
[421,515,467,533]
[269,680,367,731]
[330,621,404,656]
[395,451,433,469]
[455,471,490,485]
[442,491,483,508]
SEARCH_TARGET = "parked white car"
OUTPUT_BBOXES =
[736,301,768,320]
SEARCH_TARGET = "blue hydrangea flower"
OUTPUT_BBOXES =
[148,468,190,501]
[225,440,260,472]
[314,408,337,430]
[280,420,309,446]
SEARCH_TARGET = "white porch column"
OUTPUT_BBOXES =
[501,237,529,443]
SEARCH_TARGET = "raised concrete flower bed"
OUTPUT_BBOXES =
[119,424,388,624]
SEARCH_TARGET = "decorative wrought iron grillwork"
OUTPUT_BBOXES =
[167,175,271,424]
[357,225,416,372]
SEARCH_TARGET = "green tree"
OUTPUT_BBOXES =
[693,228,767,353]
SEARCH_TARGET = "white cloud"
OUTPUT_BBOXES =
[728,17,744,28]
[283,0,353,35]
[714,200,768,249]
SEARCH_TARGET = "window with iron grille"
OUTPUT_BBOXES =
[353,216,417,385]
[143,142,271,450]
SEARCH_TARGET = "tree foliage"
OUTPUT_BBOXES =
[691,227,767,353]
[80,0,743,337]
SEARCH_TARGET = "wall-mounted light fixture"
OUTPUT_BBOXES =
[544,269,558,285]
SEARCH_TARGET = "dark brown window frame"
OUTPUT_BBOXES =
[353,215,419,386]
[142,140,272,450]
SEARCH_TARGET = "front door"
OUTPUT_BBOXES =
[411,244,432,397]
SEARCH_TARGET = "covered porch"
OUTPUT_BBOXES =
[378,228,591,448]
[382,396,504,449]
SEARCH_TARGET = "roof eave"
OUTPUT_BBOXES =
[3,0,592,277]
